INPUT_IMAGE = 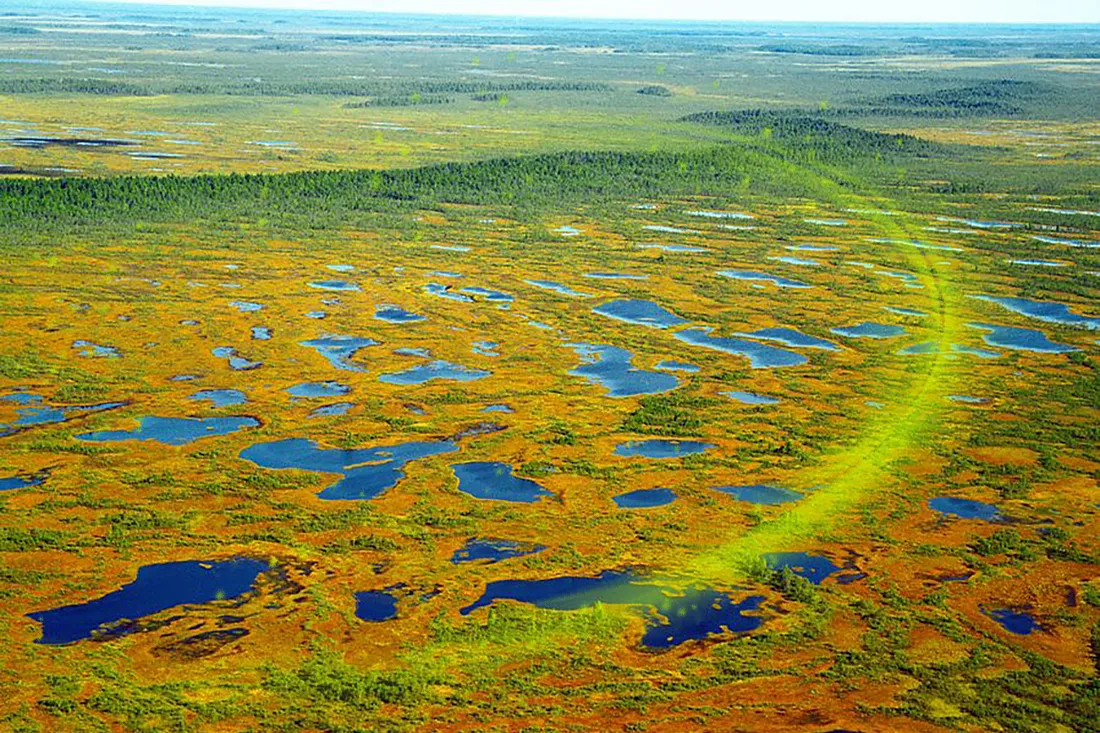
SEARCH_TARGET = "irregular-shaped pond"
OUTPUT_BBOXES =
[568,343,680,397]
[614,439,714,459]
[613,488,677,509]
[594,299,687,329]
[674,328,806,368]
[78,416,259,446]
[460,569,765,649]
[27,558,270,645]
[452,462,553,503]
[240,438,457,500]
[451,538,546,564]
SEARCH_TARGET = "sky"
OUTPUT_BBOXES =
[89,0,1100,24]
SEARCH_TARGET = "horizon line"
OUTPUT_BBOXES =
[68,1,1100,26]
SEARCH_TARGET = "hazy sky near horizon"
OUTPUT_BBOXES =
[92,0,1100,24]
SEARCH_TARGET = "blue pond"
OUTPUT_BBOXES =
[655,360,698,373]
[78,416,259,446]
[712,484,803,505]
[451,538,546,564]
[613,488,677,509]
[593,299,688,329]
[379,360,491,385]
[929,497,1001,521]
[831,322,907,339]
[287,381,350,398]
[983,607,1039,635]
[251,327,272,341]
[300,334,379,372]
[614,439,714,459]
[308,402,354,418]
[228,301,263,312]
[526,280,590,297]
[212,346,262,371]
[718,270,810,289]
[972,295,1099,330]
[0,393,125,436]
[725,391,780,405]
[305,311,327,319]
[459,570,765,649]
[884,306,928,317]
[394,347,431,358]
[188,389,247,407]
[452,462,553,503]
[472,341,499,357]
[737,327,839,351]
[482,404,514,413]
[375,304,426,323]
[0,472,47,492]
[355,590,398,622]
[240,438,457,500]
[568,343,680,398]
[763,552,841,585]
[968,323,1077,353]
[309,280,360,291]
[424,282,473,302]
[73,340,120,358]
[460,286,513,303]
[674,328,806,369]
[949,395,990,405]
[769,256,820,266]
[26,558,269,645]
[327,264,355,273]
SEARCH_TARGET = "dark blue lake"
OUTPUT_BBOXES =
[459,570,765,648]
[593,299,688,329]
[188,389,247,407]
[355,590,398,622]
[451,538,546,564]
[240,438,458,500]
[674,328,806,368]
[27,558,270,645]
[613,488,677,509]
[982,606,1038,635]
[929,497,1001,521]
[614,439,714,459]
[568,343,680,397]
[78,416,259,446]
[712,484,803,505]
[0,472,47,491]
[452,462,553,503]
